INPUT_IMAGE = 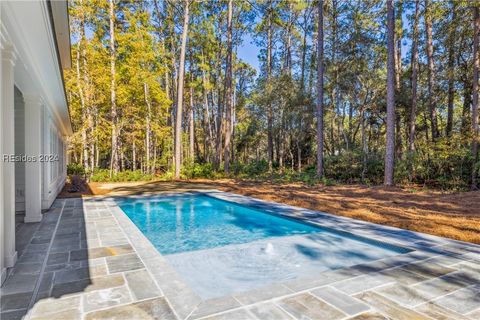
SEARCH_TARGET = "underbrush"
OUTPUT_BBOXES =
[67,163,86,176]
[70,136,477,191]
[89,169,155,182]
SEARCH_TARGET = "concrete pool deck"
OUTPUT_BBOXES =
[1,190,480,319]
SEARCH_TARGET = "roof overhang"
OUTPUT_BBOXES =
[49,0,72,70]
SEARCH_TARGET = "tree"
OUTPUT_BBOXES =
[224,0,234,173]
[424,0,439,141]
[473,5,479,189]
[109,0,119,175]
[174,0,190,179]
[73,0,89,171]
[409,0,420,154]
[316,0,324,177]
[63,0,479,190]
[446,3,457,137]
[266,0,274,171]
[385,0,395,186]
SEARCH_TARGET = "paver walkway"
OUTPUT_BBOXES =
[1,192,480,320]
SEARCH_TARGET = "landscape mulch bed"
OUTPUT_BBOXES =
[60,178,480,244]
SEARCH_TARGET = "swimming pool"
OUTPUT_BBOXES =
[116,193,409,256]
[116,193,410,298]
[117,193,321,254]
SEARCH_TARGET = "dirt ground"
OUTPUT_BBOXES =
[60,178,480,245]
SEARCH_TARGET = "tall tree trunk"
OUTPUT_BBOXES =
[462,79,472,134]
[425,0,439,140]
[214,31,225,169]
[95,131,99,168]
[395,0,403,158]
[331,0,342,154]
[409,0,420,154]
[174,0,190,179]
[446,4,456,137]
[283,1,293,74]
[144,82,152,174]
[109,0,119,175]
[95,109,99,168]
[300,10,309,92]
[76,48,88,171]
[90,129,94,172]
[189,85,194,162]
[394,0,402,90]
[316,0,324,177]
[201,57,214,162]
[361,109,367,182]
[153,135,157,174]
[267,0,274,171]
[472,6,479,189]
[77,2,89,171]
[167,2,177,172]
[231,82,236,164]
[119,139,124,171]
[224,0,234,173]
[296,140,301,171]
[308,35,316,96]
[133,139,136,170]
[385,0,396,186]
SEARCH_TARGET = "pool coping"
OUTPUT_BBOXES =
[101,189,480,319]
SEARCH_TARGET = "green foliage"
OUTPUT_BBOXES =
[67,163,86,176]
[90,169,155,182]
[64,0,479,191]
[233,160,269,177]
[395,136,473,190]
[325,151,381,184]
[182,163,216,179]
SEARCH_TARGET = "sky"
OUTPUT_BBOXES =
[237,33,261,73]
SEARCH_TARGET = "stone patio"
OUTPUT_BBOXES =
[1,190,479,320]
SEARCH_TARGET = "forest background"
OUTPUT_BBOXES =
[65,0,480,191]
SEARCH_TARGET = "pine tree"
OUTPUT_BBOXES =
[385,0,395,186]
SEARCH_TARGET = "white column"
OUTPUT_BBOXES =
[41,108,51,210]
[24,95,43,223]
[0,40,6,285]
[2,44,17,267]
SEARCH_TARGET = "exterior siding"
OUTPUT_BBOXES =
[42,108,67,210]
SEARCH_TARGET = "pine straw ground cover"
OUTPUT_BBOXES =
[65,179,480,245]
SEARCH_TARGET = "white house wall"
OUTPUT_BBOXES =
[42,107,67,210]
[1,0,72,284]
[12,84,68,212]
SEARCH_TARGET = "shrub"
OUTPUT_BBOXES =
[395,137,472,190]
[90,169,154,182]
[323,150,383,184]
[233,160,269,177]
[182,163,215,179]
[67,163,85,176]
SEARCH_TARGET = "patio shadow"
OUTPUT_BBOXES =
[0,198,92,319]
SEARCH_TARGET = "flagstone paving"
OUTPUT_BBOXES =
[1,191,479,320]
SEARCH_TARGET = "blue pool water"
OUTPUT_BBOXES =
[116,193,408,256]
[117,193,410,298]
[117,194,321,254]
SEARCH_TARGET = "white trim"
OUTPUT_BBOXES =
[0,1,72,135]
[2,42,18,268]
